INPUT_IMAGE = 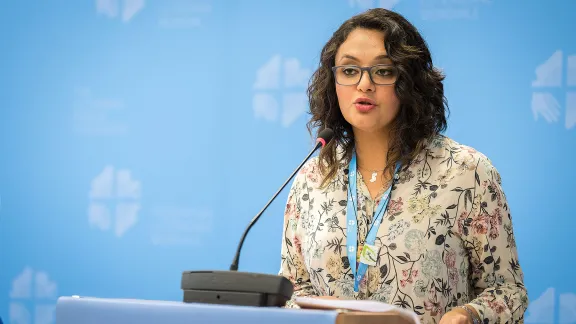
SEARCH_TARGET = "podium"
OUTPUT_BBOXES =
[55,296,414,324]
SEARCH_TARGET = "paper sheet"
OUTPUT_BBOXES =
[294,297,421,324]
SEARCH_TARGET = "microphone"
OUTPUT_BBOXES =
[181,128,334,307]
[229,127,335,271]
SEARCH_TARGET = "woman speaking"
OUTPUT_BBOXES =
[279,8,528,324]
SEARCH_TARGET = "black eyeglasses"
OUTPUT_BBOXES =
[331,64,398,86]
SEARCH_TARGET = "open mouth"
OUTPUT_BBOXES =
[354,98,376,106]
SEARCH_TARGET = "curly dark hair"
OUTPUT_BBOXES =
[306,8,448,187]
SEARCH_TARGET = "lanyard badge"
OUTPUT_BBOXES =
[346,152,400,292]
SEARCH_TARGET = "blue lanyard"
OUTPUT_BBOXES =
[346,152,400,292]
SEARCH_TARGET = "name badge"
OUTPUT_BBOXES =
[359,243,379,266]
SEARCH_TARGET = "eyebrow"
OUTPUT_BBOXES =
[338,54,390,63]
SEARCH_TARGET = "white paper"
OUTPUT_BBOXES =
[293,296,421,324]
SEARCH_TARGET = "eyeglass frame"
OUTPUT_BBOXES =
[331,64,398,86]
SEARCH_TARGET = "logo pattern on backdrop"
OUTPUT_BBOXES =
[252,55,311,128]
[348,0,493,20]
[348,0,401,10]
[531,50,576,130]
[72,87,128,137]
[348,0,492,20]
[88,165,142,237]
[9,267,58,324]
[157,0,213,29]
[419,0,492,20]
[149,206,213,246]
[96,0,145,23]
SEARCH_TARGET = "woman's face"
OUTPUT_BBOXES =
[334,28,400,136]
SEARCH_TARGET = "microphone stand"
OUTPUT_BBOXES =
[181,129,333,307]
[229,139,324,271]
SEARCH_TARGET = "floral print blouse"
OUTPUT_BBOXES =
[279,135,528,324]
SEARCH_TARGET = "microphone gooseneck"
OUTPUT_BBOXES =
[229,128,334,271]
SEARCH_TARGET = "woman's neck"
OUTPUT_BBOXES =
[353,128,391,171]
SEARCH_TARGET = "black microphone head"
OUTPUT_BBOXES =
[316,128,334,147]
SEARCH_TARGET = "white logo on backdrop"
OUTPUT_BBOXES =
[149,206,213,246]
[525,287,576,324]
[9,267,58,324]
[347,0,492,21]
[531,50,576,130]
[252,55,311,128]
[72,87,128,137]
[348,0,401,10]
[96,0,145,22]
[88,165,141,237]
[157,0,213,29]
[419,0,492,20]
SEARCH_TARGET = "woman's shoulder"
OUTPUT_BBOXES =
[296,156,328,181]
[297,156,321,181]
[294,154,346,190]
[422,134,501,180]
[426,134,488,157]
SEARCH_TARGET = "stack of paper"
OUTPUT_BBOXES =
[294,297,421,324]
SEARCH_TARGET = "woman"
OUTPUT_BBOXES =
[278,8,528,324]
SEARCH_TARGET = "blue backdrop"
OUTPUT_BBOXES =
[1,0,575,323]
